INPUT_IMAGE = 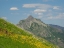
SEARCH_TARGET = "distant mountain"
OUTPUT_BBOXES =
[49,24,64,30]
[0,18,58,48]
[17,15,64,48]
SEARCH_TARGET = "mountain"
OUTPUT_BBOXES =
[17,15,64,48]
[49,24,64,30]
[0,18,58,48]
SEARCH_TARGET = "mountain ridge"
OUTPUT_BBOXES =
[17,15,64,48]
[49,24,64,30]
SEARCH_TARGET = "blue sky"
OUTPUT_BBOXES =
[0,0,64,27]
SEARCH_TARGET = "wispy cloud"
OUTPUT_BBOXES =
[34,9,46,13]
[53,6,60,10]
[34,9,46,18]
[56,13,64,19]
[23,4,36,8]
[23,4,52,17]
[38,13,43,15]
[10,7,19,10]
[23,3,63,20]
[1,17,7,20]
[37,16,43,19]
[23,4,52,9]
[46,13,64,19]
[23,4,62,10]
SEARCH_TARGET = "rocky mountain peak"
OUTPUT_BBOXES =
[17,15,64,48]
[26,15,34,21]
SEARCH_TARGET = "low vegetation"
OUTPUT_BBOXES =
[0,18,58,48]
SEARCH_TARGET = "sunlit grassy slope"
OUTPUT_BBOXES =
[0,18,59,48]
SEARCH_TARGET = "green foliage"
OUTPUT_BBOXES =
[0,18,58,48]
[0,18,32,36]
[0,36,35,48]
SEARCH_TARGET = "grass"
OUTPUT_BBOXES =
[0,18,59,48]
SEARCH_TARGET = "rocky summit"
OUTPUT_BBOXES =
[17,15,64,48]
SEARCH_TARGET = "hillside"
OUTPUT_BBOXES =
[0,18,58,48]
[17,15,64,48]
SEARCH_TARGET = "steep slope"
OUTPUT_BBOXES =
[17,15,64,48]
[0,18,58,48]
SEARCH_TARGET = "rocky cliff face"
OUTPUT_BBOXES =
[17,15,64,48]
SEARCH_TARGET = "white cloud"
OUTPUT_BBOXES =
[46,13,64,19]
[34,9,46,13]
[53,6,60,10]
[56,13,64,19]
[23,4,37,8]
[34,9,46,17]
[38,13,43,15]
[23,4,52,9]
[47,16,54,19]
[10,7,19,10]
[23,3,63,20]
[38,16,43,19]
[1,17,7,20]
[23,4,62,11]
[36,13,43,19]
